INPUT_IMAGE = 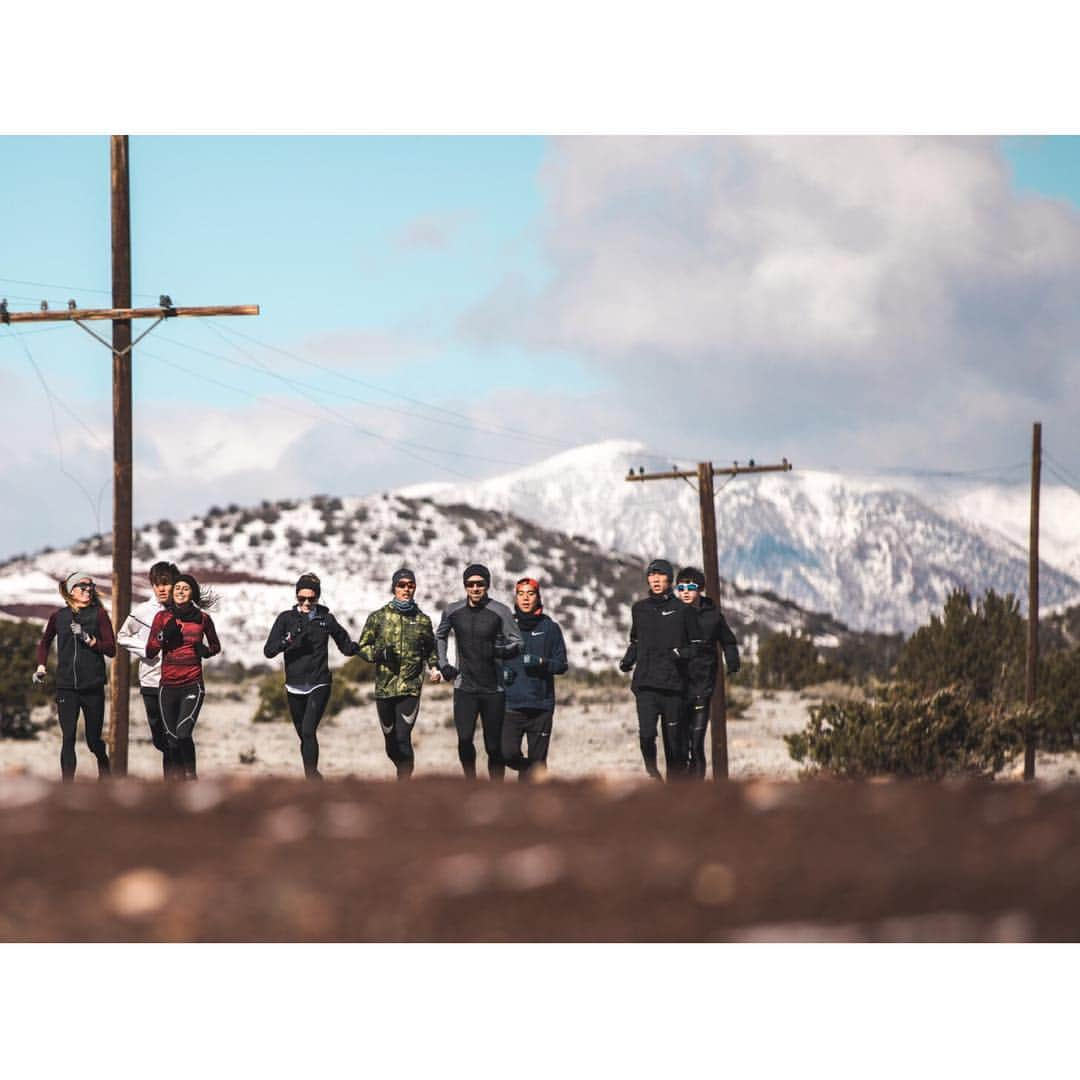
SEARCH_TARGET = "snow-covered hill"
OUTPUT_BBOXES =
[0,492,856,671]
[403,440,1080,633]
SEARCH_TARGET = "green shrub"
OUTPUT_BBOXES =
[785,685,1024,778]
[252,654,373,723]
[896,588,1024,702]
[0,620,49,738]
[757,630,844,690]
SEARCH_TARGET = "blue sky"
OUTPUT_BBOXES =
[5,135,1080,555]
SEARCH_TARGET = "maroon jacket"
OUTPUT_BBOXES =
[36,603,116,691]
[146,607,221,686]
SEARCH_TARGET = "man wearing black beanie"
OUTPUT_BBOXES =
[618,557,700,780]
[357,567,440,779]
[435,563,522,780]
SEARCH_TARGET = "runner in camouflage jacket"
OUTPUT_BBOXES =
[357,568,441,778]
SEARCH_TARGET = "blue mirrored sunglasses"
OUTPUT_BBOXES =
[675,583,700,592]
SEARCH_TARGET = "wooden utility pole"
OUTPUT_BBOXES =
[626,458,793,779]
[111,135,133,773]
[1,135,259,774]
[1025,421,1042,781]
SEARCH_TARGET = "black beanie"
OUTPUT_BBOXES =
[646,558,674,579]
[463,563,491,587]
[391,567,417,592]
[295,572,321,599]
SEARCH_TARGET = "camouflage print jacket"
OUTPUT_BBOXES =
[357,602,438,699]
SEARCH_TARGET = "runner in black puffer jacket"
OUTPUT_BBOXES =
[675,566,740,780]
[618,558,700,780]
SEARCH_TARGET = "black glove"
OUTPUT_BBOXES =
[440,664,459,682]
[521,653,544,672]
[282,620,306,651]
[618,643,637,673]
[503,666,517,686]
[673,641,700,661]
[723,646,741,675]
[374,644,396,665]
[195,641,212,659]
[493,634,517,659]
[158,618,183,649]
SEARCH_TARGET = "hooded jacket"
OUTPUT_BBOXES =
[685,595,741,700]
[504,610,568,711]
[624,591,700,694]
[357,602,438,699]
[37,602,116,691]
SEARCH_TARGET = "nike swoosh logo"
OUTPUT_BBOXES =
[661,611,675,616]
[531,631,544,636]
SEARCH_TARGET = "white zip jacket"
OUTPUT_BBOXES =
[116,598,167,689]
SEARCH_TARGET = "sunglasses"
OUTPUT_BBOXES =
[71,582,94,592]
[297,594,317,603]
[465,580,487,589]
[395,581,417,589]
[676,583,700,592]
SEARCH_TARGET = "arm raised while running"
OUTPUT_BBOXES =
[326,611,360,658]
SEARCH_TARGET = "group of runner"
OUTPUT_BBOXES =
[32,556,739,783]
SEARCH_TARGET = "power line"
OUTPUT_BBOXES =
[212,321,577,452]
[151,330,532,472]
[1043,449,1080,493]
[198,319,542,461]
[3,326,108,533]
[138,346,473,481]
[0,273,158,302]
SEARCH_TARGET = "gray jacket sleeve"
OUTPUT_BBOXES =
[491,600,523,658]
[434,601,461,669]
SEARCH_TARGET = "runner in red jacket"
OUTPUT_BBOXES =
[146,573,221,780]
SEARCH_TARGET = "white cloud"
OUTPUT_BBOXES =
[463,136,1080,468]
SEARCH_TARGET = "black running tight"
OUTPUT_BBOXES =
[287,685,331,779]
[159,681,204,780]
[55,688,110,782]
[375,694,421,779]
[453,690,505,781]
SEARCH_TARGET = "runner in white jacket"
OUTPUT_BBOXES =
[116,561,180,777]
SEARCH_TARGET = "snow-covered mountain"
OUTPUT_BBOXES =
[0,492,857,671]
[403,440,1080,633]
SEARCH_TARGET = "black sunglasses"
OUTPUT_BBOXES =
[297,594,317,603]
[465,580,487,588]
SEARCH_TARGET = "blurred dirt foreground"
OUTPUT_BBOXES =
[1,775,1077,942]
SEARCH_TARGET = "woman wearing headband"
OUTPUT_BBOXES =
[34,570,116,781]
[145,573,221,780]
[263,573,360,779]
